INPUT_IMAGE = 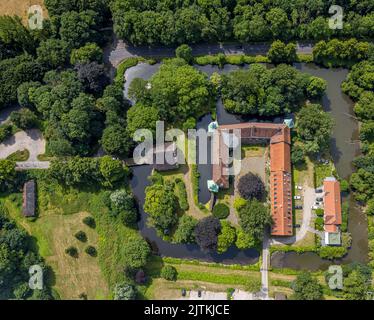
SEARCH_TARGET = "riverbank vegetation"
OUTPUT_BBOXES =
[111,0,374,46]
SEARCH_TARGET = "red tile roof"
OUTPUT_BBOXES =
[212,122,293,236]
[323,178,342,233]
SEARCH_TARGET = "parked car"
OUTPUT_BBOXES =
[316,197,323,202]
[295,205,303,210]
[315,189,323,193]
[294,195,302,200]
[296,185,303,190]
[311,205,319,210]
[181,289,187,297]
[198,290,202,298]
[294,224,301,228]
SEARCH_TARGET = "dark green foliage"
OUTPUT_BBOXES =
[174,179,189,211]
[0,159,16,192]
[194,216,221,252]
[37,39,70,69]
[221,64,315,116]
[144,183,178,235]
[123,237,151,270]
[65,246,78,258]
[268,40,297,64]
[110,189,138,225]
[0,55,44,109]
[10,109,38,130]
[83,216,96,228]
[74,231,87,242]
[237,173,265,201]
[49,157,128,188]
[0,124,13,143]
[176,44,193,64]
[85,246,97,257]
[101,124,132,157]
[313,39,369,67]
[315,217,324,231]
[237,199,272,241]
[212,203,230,219]
[133,59,212,122]
[0,205,53,300]
[114,282,136,300]
[126,104,160,137]
[291,145,305,166]
[173,215,197,244]
[76,62,109,95]
[292,272,324,300]
[296,104,333,155]
[70,42,103,65]
[161,265,178,281]
[111,2,374,45]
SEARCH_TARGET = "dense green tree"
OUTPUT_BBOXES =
[114,282,136,300]
[176,44,193,64]
[173,215,197,244]
[148,59,211,122]
[126,104,159,138]
[76,62,109,95]
[144,183,178,234]
[268,41,297,64]
[237,199,271,241]
[101,124,132,157]
[59,10,99,49]
[237,173,265,201]
[37,39,70,69]
[354,92,374,121]
[70,42,103,65]
[110,189,137,224]
[17,81,41,109]
[0,55,44,108]
[291,145,306,166]
[0,160,16,192]
[161,265,177,281]
[0,16,35,54]
[194,216,221,252]
[350,168,374,203]
[292,272,324,300]
[297,104,333,154]
[123,237,150,270]
[10,109,38,130]
[307,77,327,99]
[217,221,236,254]
[235,228,256,250]
[99,156,126,188]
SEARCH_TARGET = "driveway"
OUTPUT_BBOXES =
[0,129,50,169]
[271,184,315,245]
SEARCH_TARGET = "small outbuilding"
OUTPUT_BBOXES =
[23,180,36,217]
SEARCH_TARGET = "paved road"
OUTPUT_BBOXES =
[0,129,50,169]
[107,38,314,67]
[260,232,271,300]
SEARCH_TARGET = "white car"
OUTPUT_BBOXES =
[296,185,303,190]
[311,205,319,210]
[294,195,302,200]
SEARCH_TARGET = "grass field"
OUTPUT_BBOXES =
[143,257,262,299]
[0,0,47,22]
[2,191,110,300]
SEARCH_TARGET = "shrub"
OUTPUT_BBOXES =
[0,124,12,142]
[217,221,236,254]
[114,282,136,300]
[176,44,193,64]
[65,246,78,258]
[175,180,189,211]
[315,217,324,231]
[315,208,324,217]
[212,203,230,219]
[173,215,197,244]
[85,246,97,257]
[74,231,87,242]
[194,216,221,252]
[236,228,256,250]
[83,216,96,228]
[161,265,178,281]
[340,179,350,193]
[237,173,265,201]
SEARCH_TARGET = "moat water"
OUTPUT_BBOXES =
[124,62,368,269]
